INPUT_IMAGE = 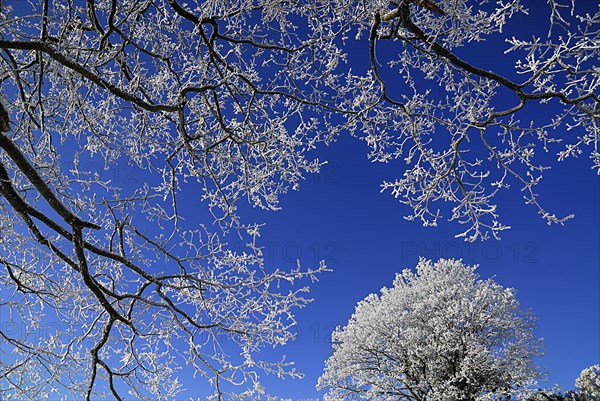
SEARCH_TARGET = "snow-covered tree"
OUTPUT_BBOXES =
[519,365,600,401]
[0,0,597,399]
[576,365,600,400]
[318,258,544,401]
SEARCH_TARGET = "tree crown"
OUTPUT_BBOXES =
[318,258,544,401]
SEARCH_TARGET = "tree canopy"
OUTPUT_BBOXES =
[576,365,600,400]
[318,258,544,401]
[0,0,598,399]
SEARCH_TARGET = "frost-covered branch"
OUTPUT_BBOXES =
[0,0,598,398]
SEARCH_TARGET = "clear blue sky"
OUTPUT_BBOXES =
[208,2,600,398]
[219,2,600,397]
[236,132,599,400]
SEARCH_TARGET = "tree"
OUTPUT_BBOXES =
[317,258,544,401]
[525,365,600,401]
[576,365,600,400]
[0,0,596,399]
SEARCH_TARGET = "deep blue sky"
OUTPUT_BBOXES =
[245,132,599,400]
[223,2,600,398]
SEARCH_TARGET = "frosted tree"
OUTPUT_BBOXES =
[318,258,544,401]
[526,365,600,401]
[576,365,600,400]
[0,0,597,399]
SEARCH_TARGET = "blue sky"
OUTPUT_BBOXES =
[5,126,597,400]
[219,2,600,398]
[236,132,599,399]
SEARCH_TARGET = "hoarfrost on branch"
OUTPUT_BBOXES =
[0,0,597,399]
